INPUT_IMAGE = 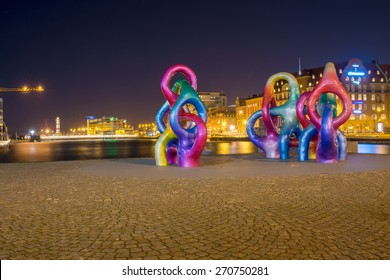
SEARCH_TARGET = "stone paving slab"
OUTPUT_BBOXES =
[0,154,389,260]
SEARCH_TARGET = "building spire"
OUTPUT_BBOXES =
[298,57,302,76]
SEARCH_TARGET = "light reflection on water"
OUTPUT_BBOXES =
[0,140,388,163]
[358,144,390,155]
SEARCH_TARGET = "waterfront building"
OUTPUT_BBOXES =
[137,122,158,137]
[207,105,237,136]
[86,116,133,135]
[198,91,227,109]
[235,97,247,135]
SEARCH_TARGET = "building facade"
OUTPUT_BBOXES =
[198,91,227,110]
[86,116,133,135]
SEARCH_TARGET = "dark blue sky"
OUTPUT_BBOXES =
[1,0,390,134]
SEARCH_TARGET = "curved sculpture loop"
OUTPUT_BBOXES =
[246,73,302,159]
[155,64,207,167]
[247,62,352,164]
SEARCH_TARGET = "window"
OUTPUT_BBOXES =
[351,94,355,100]
[363,94,367,100]
[381,85,385,92]
[363,104,367,110]
[351,77,355,81]
[381,78,384,82]
[363,85,367,92]
[358,94,362,100]
[352,104,356,110]
[368,70,371,74]
[372,104,376,110]
[372,78,376,82]
[346,77,349,81]
[309,82,312,86]
[312,74,315,79]
[371,94,375,101]
[371,85,376,92]
[377,70,380,75]
[382,104,386,110]
[346,84,350,91]
[320,73,323,77]
[358,104,362,110]
[381,94,385,102]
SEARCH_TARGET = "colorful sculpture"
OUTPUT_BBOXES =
[246,73,302,159]
[305,62,352,163]
[247,62,352,163]
[155,64,207,167]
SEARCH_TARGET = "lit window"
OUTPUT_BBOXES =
[358,77,361,81]
[346,77,349,81]
[316,81,319,84]
[312,74,315,79]
[299,84,302,88]
[382,104,385,110]
[320,73,323,77]
[381,94,385,102]
[358,104,362,110]
[358,94,362,100]
[368,70,371,74]
[278,88,280,92]
[371,94,375,101]
[274,89,276,92]
[372,78,376,82]
[352,104,356,109]
[351,77,355,81]
[372,104,376,110]
[309,82,312,86]
[276,82,279,86]
[351,94,355,100]
[339,69,342,74]
[377,70,380,75]
[363,94,367,100]
[380,78,384,82]
[281,81,284,85]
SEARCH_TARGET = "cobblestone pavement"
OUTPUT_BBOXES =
[0,155,389,260]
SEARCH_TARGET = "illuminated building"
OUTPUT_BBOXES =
[236,97,247,135]
[273,58,390,133]
[207,105,237,135]
[198,91,227,109]
[87,116,134,135]
[137,122,158,137]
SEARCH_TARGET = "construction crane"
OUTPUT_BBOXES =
[0,85,44,93]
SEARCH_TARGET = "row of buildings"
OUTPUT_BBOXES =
[203,58,390,136]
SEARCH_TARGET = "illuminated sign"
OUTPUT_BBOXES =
[86,116,95,120]
[347,71,365,76]
[353,110,362,114]
[352,81,360,85]
[352,64,360,67]
[352,100,364,104]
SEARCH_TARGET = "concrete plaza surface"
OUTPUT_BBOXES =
[0,154,389,260]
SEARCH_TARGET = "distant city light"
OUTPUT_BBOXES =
[30,130,35,135]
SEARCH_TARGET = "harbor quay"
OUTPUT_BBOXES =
[0,154,389,260]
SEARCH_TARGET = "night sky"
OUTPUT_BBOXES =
[1,0,390,135]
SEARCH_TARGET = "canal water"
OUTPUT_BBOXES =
[0,140,389,163]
